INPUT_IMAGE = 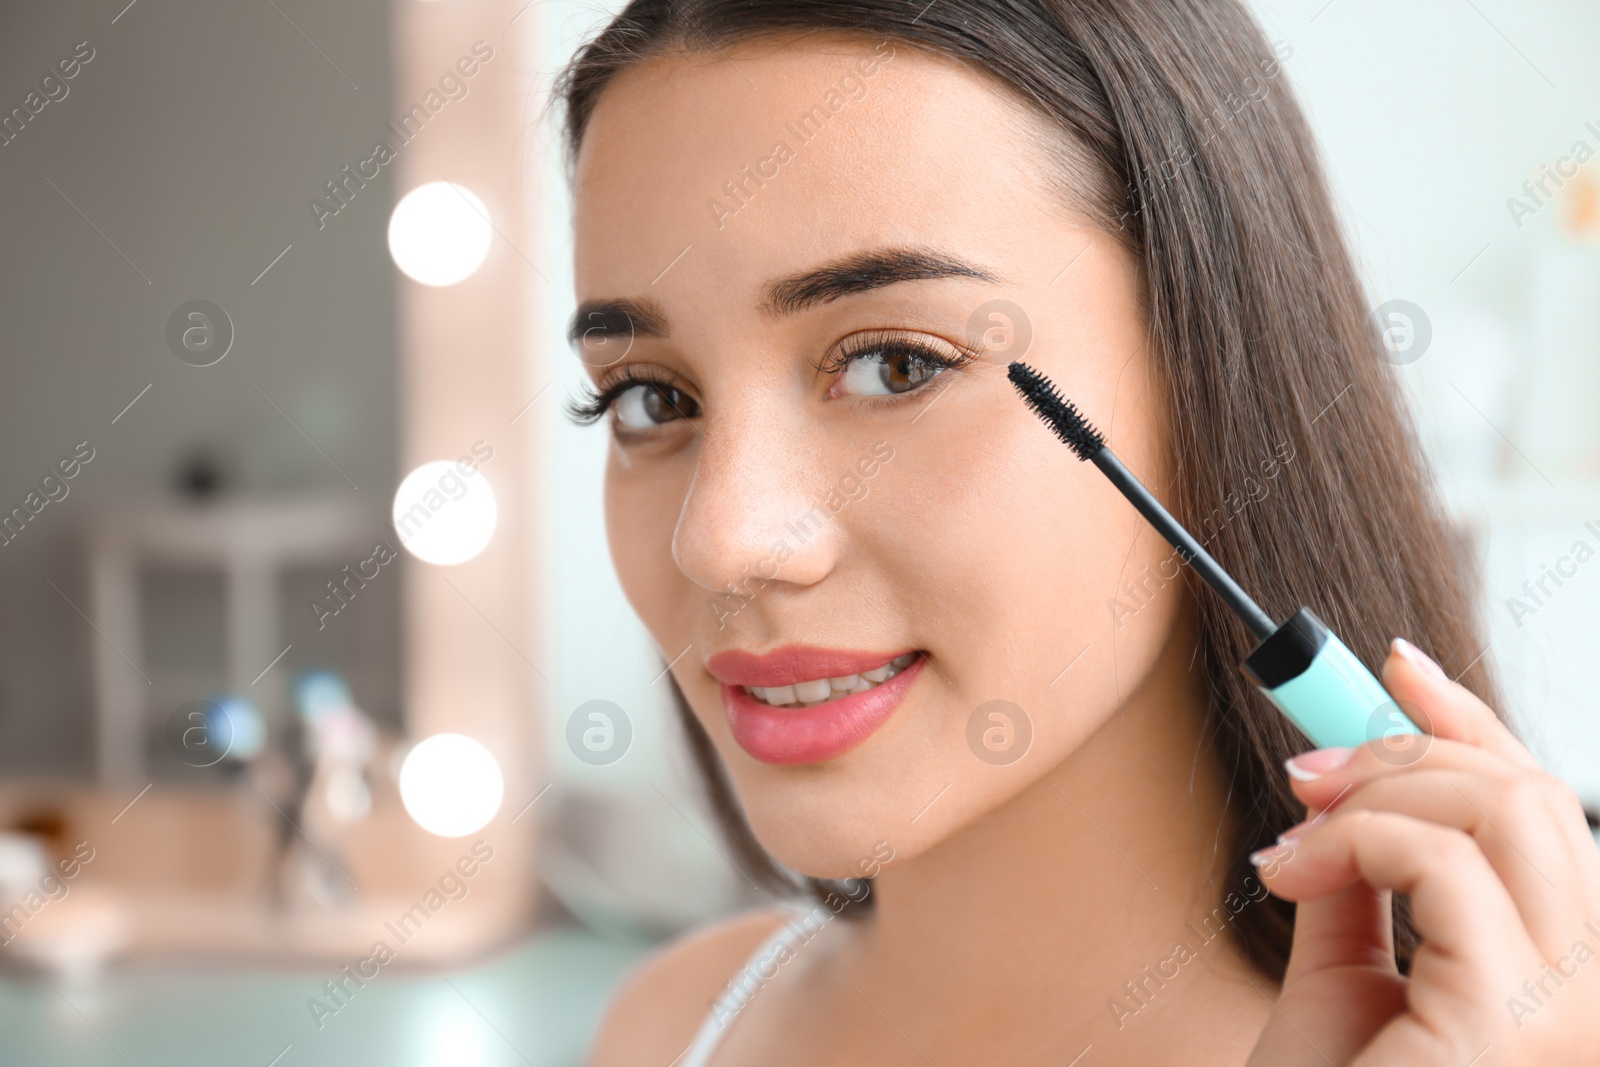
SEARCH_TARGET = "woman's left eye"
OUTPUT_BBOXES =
[826,335,970,399]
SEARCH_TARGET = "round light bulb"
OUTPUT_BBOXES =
[392,460,498,565]
[399,733,504,837]
[387,181,492,286]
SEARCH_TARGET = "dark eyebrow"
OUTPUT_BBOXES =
[761,246,1003,316]
[567,246,1002,350]
[567,296,668,348]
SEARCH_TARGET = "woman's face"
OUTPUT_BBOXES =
[572,37,1186,879]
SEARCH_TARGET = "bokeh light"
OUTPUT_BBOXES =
[295,669,354,721]
[399,734,504,837]
[391,460,498,565]
[387,181,492,286]
[211,697,265,761]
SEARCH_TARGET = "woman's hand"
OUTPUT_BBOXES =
[1245,638,1600,1066]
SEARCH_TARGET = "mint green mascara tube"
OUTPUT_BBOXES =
[1008,361,1423,750]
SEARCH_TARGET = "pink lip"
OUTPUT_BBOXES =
[706,644,913,687]
[719,656,926,765]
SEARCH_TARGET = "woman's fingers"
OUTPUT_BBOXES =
[1288,735,1525,811]
[1260,879,1407,1064]
[1281,636,1600,932]
[1284,713,1599,918]
[1255,807,1531,969]
[1380,637,1542,772]
[1253,809,1544,1059]
[1254,636,1600,1065]
[1274,872,1397,983]
[1281,767,1591,958]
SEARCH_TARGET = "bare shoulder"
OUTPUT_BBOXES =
[588,906,797,1067]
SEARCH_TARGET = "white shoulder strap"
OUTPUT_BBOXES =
[678,902,834,1067]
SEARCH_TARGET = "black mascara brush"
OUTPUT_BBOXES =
[1008,360,1421,750]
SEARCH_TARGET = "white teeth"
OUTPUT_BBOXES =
[741,656,919,709]
[794,678,832,702]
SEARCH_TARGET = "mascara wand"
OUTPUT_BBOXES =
[1007,360,1421,750]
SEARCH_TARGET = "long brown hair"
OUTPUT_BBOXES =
[554,0,1501,982]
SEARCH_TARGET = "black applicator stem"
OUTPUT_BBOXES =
[1006,360,1276,642]
[1008,360,1426,752]
[1087,448,1276,641]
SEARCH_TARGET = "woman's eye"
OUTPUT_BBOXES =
[833,343,950,398]
[612,382,699,432]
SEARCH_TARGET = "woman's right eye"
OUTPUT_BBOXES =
[612,382,700,432]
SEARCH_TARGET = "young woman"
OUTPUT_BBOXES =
[554,1,1600,1062]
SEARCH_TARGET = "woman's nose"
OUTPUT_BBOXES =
[670,414,843,601]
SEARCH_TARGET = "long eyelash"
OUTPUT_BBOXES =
[812,330,978,380]
[565,334,973,425]
[563,365,693,426]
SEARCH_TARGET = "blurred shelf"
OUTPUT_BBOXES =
[84,494,391,786]
[84,495,382,566]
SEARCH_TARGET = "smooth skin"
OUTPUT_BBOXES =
[571,35,1600,1067]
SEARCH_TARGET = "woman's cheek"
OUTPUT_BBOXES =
[604,455,689,637]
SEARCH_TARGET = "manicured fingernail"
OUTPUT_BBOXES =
[1393,637,1449,682]
[1285,747,1353,781]
[1280,806,1331,844]
[1248,846,1278,866]
[1277,806,1326,845]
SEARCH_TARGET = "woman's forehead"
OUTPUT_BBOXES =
[570,40,1070,300]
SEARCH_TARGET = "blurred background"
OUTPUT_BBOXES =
[0,0,1596,1063]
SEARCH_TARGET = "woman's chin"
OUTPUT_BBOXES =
[744,817,905,882]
